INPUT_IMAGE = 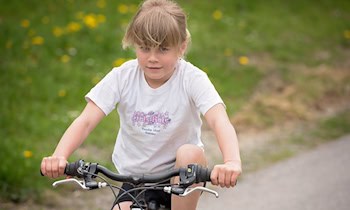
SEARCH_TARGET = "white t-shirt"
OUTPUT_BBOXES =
[85,59,224,175]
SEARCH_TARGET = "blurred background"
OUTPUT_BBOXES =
[1,0,349,209]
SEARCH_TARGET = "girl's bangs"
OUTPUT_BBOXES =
[130,10,181,47]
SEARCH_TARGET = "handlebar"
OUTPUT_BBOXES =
[43,159,219,203]
[64,159,211,186]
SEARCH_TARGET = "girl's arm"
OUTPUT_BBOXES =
[204,103,242,187]
[41,100,105,178]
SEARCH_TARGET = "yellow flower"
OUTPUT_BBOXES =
[23,150,33,158]
[21,19,30,28]
[61,55,70,63]
[66,22,82,33]
[53,27,64,37]
[118,4,129,14]
[84,14,98,29]
[31,36,44,45]
[212,10,223,20]
[97,0,106,8]
[113,58,126,67]
[58,89,67,97]
[238,56,249,65]
[344,30,350,39]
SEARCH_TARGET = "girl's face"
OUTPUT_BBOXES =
[136,43,186,88]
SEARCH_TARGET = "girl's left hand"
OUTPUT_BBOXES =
[210,161,242,188]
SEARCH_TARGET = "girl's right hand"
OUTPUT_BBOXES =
[40,156,67,178]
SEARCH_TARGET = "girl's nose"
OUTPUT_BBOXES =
[148,51,158,63]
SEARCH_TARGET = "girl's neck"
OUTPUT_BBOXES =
[145,77,166,89]
[144,72,172,89]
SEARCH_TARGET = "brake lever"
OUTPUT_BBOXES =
[53,178,108,190]
[53,178,89,190]
[181,186,219,198]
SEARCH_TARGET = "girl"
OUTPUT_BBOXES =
[41,0,242,209]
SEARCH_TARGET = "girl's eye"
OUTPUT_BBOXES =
[140,46,150,51]
[159,47,169,52]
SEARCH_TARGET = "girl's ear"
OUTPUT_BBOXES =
[179,41,188,57]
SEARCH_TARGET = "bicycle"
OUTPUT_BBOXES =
[45,159,219,210]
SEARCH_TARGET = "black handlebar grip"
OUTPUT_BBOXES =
[206,168,212,181]
[196,166,212,183]
[65,159,84,177]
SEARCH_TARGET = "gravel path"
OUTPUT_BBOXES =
[198,135,350,210]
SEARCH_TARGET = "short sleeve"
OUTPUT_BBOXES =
[85,68,120,115]
[188,71,225,115]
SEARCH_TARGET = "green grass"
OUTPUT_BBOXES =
[1,0,349,202]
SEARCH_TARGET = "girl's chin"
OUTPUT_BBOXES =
[145,75,164,81]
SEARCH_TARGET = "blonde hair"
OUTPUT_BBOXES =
[122,0,190,50]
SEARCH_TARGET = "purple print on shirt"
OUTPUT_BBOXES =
[132,111,171,129]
